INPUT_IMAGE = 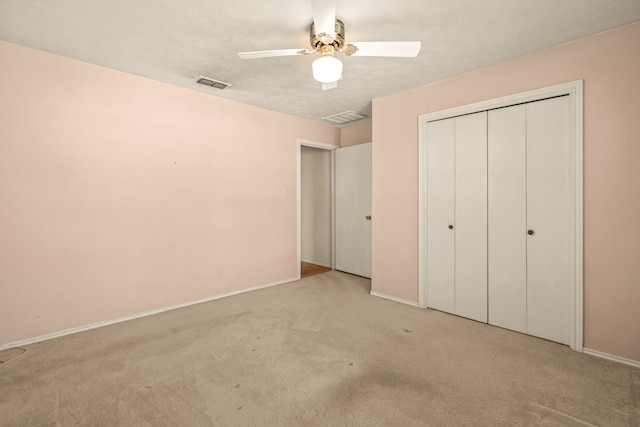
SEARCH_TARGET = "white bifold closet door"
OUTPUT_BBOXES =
[454,113,488,322]
[426,119,455,313]
[427,112,487,322]
[526,97,572,344]
[487,105,528,333]
[488,96,571,344]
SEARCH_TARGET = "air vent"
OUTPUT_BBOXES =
[322,110,368,125]
[196,76,231,90]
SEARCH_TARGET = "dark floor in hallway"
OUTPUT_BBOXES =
[301,262,331,278]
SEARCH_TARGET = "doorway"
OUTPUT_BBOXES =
[297,139,337,279]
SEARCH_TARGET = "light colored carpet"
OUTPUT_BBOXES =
[1,271,638,426]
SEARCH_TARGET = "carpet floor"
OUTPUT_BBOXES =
[1,271,638,426]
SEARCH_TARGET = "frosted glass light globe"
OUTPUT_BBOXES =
[312,55,343,83]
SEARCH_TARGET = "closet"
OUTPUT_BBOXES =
[423,94,573,345]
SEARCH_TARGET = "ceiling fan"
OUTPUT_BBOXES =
[237,0,421,90]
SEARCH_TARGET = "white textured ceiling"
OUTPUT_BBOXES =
[1,0,640,125]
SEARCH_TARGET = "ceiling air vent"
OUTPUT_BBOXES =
[197,76,231,89]
[322,110,368,125]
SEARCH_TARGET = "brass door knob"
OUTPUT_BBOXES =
[365,215,372,220]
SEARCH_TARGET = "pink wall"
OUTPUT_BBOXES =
[372,22,640,363]
[340,119,372,147]
[0,41,339,345]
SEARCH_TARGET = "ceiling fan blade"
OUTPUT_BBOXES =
[322,81,338,91]
[311,0,337,36]
[238,49,307,59]
[347,41,422,57]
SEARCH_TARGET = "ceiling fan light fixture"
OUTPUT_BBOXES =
[312,54,343,83]
[237,2,422,90]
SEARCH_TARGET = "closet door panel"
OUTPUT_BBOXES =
[487,105,527,333]
[526,96,571,345]
[454,112,488,322]
[426,119,455,314]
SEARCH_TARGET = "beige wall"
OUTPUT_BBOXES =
[0,41,339,345]
[340,119,372,147]
[301,146,332,265]
[372,22,640,363]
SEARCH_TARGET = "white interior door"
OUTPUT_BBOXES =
[488,105,527,333]
[426,119,455,314]
[454,112,488,322]
[335,143,372,278]
[526,96,571,345]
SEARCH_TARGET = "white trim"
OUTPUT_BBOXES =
[583,348,640,369]
[573,83,585,352]
[0,277,298,351]
[418,117,428,309]
[418,80,584,352]
[418,80,584,123]
[296,139,338,280]
[331,149,337,269]
[370,291,421,308]
[301,258,332,268]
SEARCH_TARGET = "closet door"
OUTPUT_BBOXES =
[454,112,487,322]
[488,96,571,344]
[426,118,455,314]
[526,96,571,345]
[487,105,527,333]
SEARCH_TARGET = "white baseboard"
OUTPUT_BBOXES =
[583,348,640,369]
[370,291,420,308]
[0,277,298,351]
[300,258,332,268]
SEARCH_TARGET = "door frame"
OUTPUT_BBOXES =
[418,80,584,351]
[296,139,338,279]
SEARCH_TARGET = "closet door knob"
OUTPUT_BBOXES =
[448,225,453,230]
[528,230,534,235]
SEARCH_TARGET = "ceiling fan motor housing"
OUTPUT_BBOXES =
[310,19,345,50]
